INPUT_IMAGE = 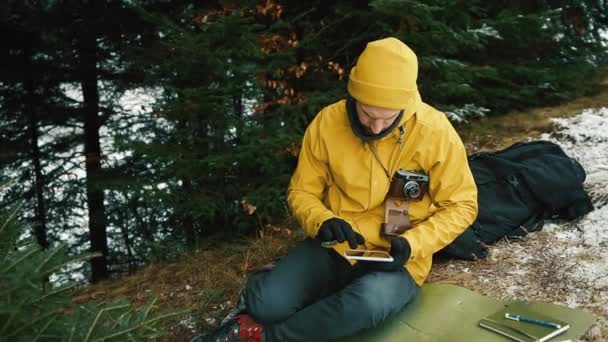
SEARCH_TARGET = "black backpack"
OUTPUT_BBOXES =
[438,141,593,260]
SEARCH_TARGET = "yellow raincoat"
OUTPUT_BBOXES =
[287,98,478,286]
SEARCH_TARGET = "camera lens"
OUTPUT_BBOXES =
[403,181,421,199]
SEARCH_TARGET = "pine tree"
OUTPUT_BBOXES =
[0,0,166,281]
[113,1,266,247]
[0,1,84,252]
[0,203,183,341]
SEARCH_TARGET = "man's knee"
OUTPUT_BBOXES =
[354,271,419,324]
[244,273,294,324]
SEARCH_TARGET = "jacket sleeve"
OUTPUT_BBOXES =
[287,116,336,238]
[402,121,478,261]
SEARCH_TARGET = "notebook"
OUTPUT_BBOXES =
[479,303,570,342]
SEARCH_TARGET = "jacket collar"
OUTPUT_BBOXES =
[346,95,418,142]
[346,95,403,141]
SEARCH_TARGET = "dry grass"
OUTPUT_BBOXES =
[74,228,300,340]
[74,77,608,341]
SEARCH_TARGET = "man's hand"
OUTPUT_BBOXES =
[359,236,411,272]
[316,218,365,249]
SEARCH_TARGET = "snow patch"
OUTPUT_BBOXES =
[542,108,608,249]
[442,107,608,339]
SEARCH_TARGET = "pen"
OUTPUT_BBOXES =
[505,313,562,329]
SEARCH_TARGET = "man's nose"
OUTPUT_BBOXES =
[370,120,384,134]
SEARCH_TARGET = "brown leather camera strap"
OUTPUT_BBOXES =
[368,143,413,236]
[369,143,391,179]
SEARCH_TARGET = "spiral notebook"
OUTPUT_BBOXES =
[479,304,570,342]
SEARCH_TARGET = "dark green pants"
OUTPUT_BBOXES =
[244,238,420,342]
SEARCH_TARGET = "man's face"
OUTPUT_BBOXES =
[356,102,402,135]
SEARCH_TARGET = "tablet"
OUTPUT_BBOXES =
[344,249,394,262]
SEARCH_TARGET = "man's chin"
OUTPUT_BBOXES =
[364,129,383,137]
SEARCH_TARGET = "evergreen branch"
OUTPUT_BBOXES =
[305,13,354,44]
[0,179,18,188]
[41,151,82,178]
[0,200,25,235]
[104,299,155,329]
[31,314,57,342]
[26,278,42,290]
[2,246,40,273]
[102,307,131,329]
[38,333,63,339]
[4,308,63,339]
[91,310,188,342]
[41,252,102,276]
[33,284,75,304]
[141,297,158,320]
[286,7,317,25]
[0,277,33,298]
[115,307,135,327]
[67,309,81,342]
[34,244,66,273]
[0,311,18,336]
[83,303,131,342]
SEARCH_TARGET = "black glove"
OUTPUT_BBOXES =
[316,218,365,249]
[359,236,411,272]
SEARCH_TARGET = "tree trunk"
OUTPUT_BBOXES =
[119,213,135,273]
[181,178,198,248]
[26,77,49,249]
[129,195,155,243]
[80,16,109,282]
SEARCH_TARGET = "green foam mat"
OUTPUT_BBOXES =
[338,283,596,342]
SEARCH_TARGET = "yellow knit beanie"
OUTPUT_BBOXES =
[347,37,419,110]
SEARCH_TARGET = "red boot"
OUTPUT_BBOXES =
[193,314,264,342]
[235,314,264,342]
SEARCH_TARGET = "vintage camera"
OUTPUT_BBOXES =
[387,169,429,201]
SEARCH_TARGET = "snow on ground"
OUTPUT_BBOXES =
[545,108,608,294]
[433,107,608,341]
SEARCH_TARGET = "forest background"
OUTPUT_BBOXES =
[1,0,607,340]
